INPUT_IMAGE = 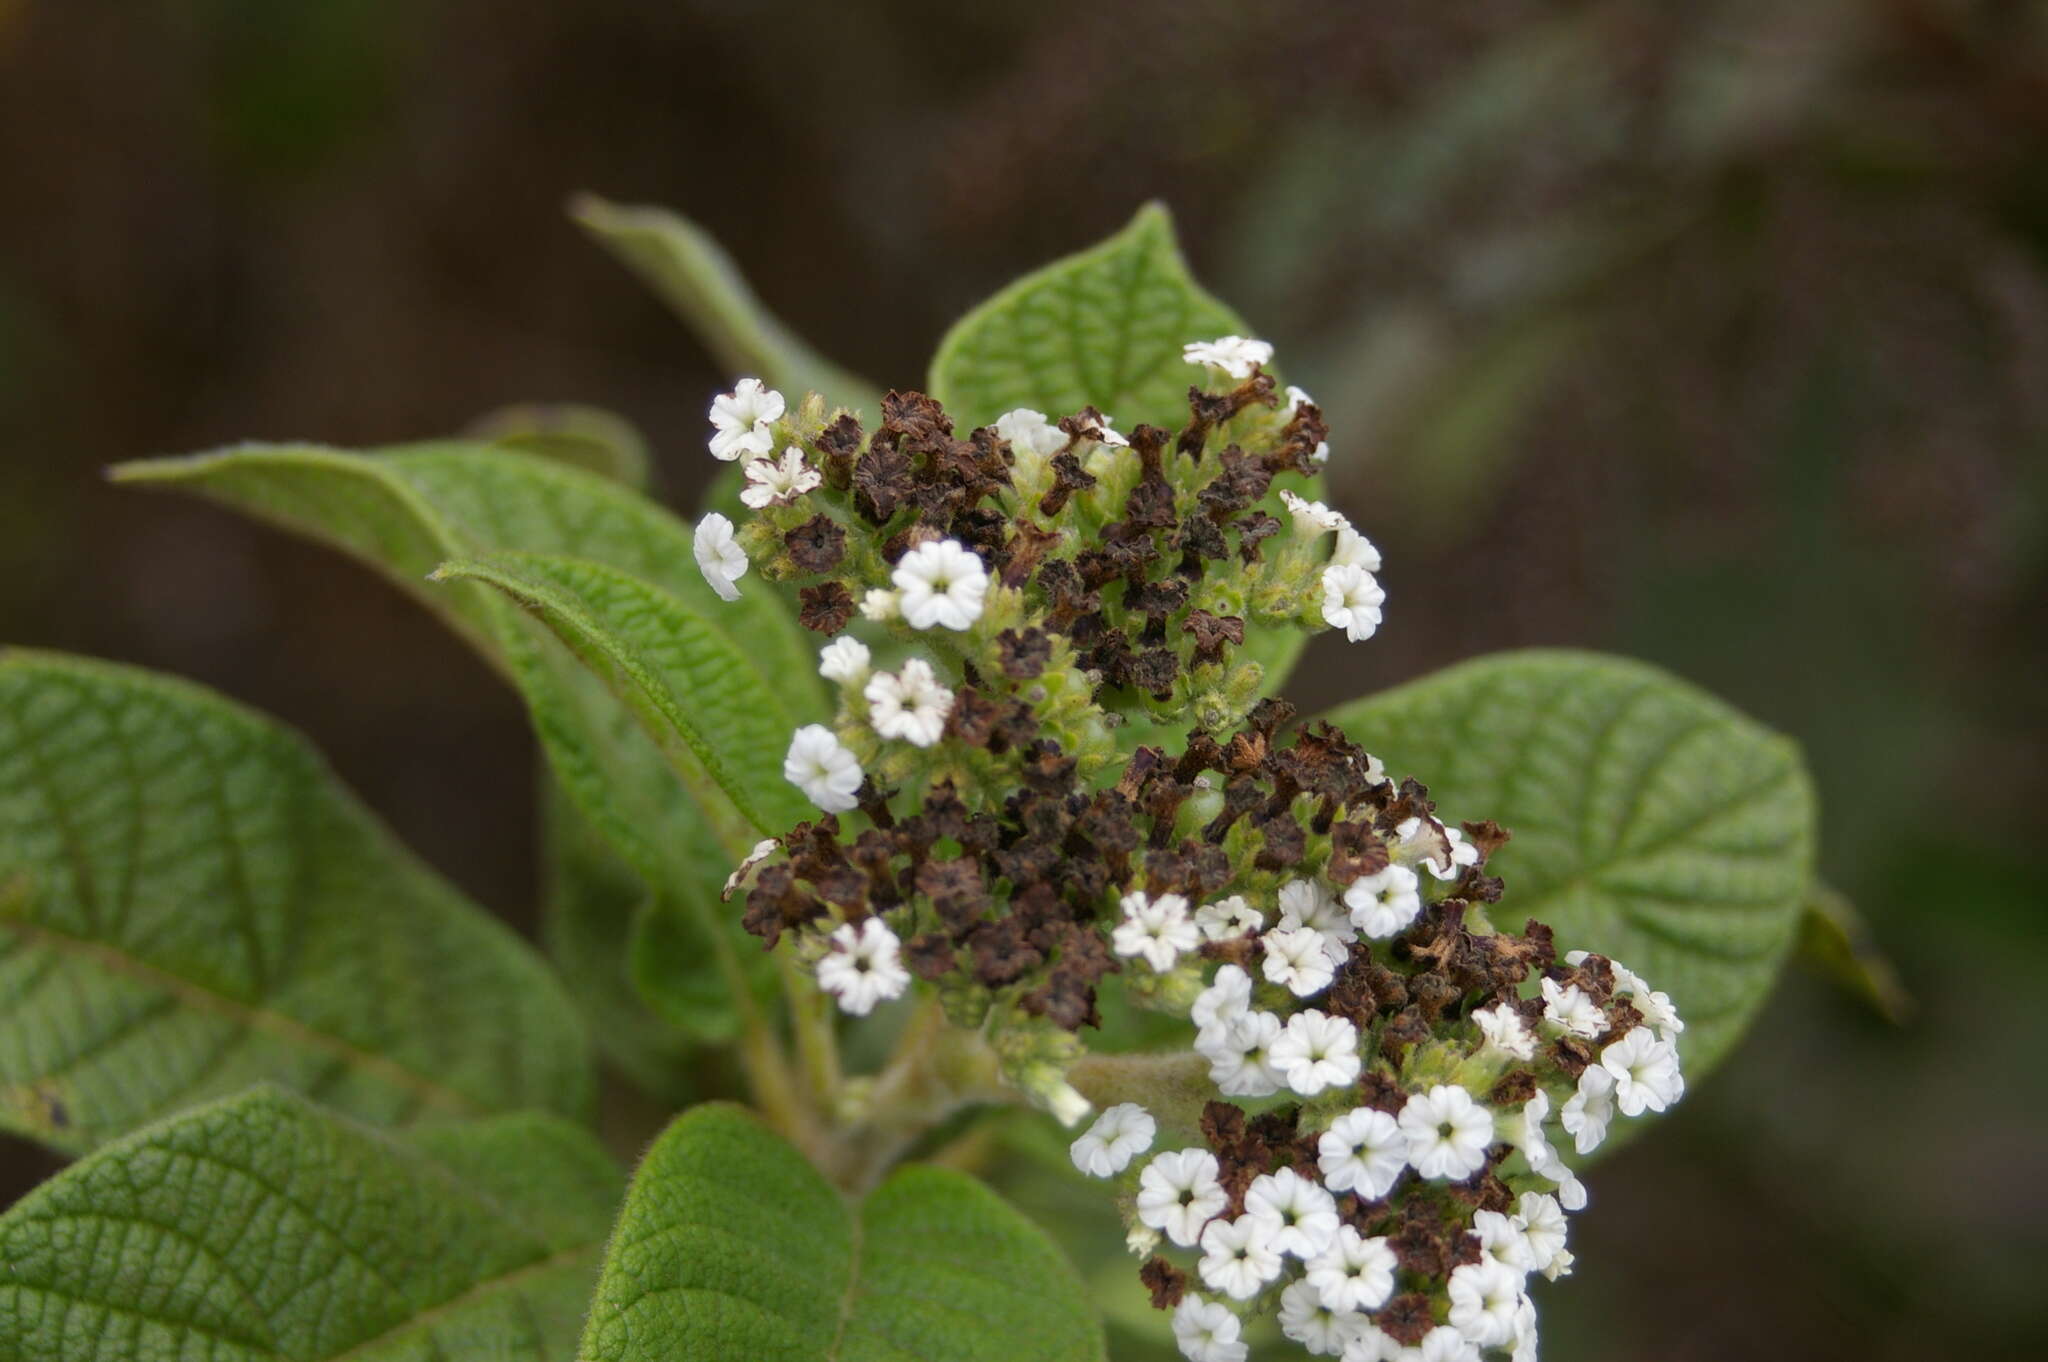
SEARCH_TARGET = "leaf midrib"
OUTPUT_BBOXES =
[323,1241,603,1362]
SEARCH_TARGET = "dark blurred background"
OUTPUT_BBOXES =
[3,1,2044,1358]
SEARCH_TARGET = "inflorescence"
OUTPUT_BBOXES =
[702,339,1686,1361]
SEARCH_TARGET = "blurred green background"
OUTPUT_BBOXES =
[2,1,2043,1358]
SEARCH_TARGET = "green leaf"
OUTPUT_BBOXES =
[466,401,654,489]
[1319,649,1817,1076]
[0,651,594,1155]
[580,1103,1104,1362]
[1796,882,1914,1025]
[113,442,828,1040]
[572,193,882,416]
[0,1086,620,1361]
[928,202,1249,436]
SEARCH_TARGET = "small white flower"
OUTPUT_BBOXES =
[707,377,783,461]
[720,837,780,901]
[1111,891,1200,973]
[1305,1224,1397,1312]
[1513,1091,1569,1183]
[1321,563,1385,643]
[1190,964,1254,1046]
[1198,1214,1284,1300]
[1447,1259,1524,1348]
[1561,1063,1616,1155]
[1540,977,1607,1039]
[1127,1223,1161,1258]
[692,511,749,602]
[1600,1025,1684,1116]
[1513,1191,1569,1275]
[783,724,862,813]
[1473,1003,1537,1061]
[1572,951,1686,1041]
[1555,1170,1588,1213]
[1277,879,1353,965]
[1471,1208,1534,1273]
[1285,384,1316,414]
[1277,1278,1355,1357]
[1195,895,1264,941]
[892,539,989,631]
[858,587,900,622]
[1394,815,1479,881]
[1511,1294,1540,1362]
[1344,863,1423,939]
[1399,1085,1494,1181]
[1392,1325,1483,1362]
[1312,441,1331,465]
[994,407,1069,459]
[1279,490,1350,539]
[817,636,871,686]
[1244,1166,1339,1259]
[1270,1010,1361,1097]
[1137,1148,1228,1247]
[1318,1106,1408,1199]
[1331,526,1382,572]
[1183,335,1274,380]
[1045,1082,1092,1128]
[1262,925,1337,997]
[814,917,909,1016]
[1362,752,1388,786]
[1207,1010,1286,1098]
[1172,1294,1248,1362]
[864,658,953,748]
[1069,1102,1156,1178]
[738,446,822,508]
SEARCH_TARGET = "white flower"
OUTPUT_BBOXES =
[783,724,862,813]
[1572,951,1686,1041]
[1111,891,1199,973]
[720,837,780,900]
[1279,489,1350,539]
[1473,1003,1537,1061]
[1305,1224,1397,1312]
[1069,1102,1156,1178]
[1278,1279,1355,1357]
[1513,1191,1569,1275]
[1471,1208,1534,1273]
[817,636,871,686]
[1191,964,1254,1045]
[994,407,1069,458]
[1183,335,1274,380]
[1270,1010,1361,1096]
[1198,1214,1284,1300]
[1393,816,1479,881]
[1046,1082,1092,1128]
[738,446,822,508]
[1278,878,1353,965]
[1318,1106,1408,1199]
[1540,977,1606,1039]
[1312,441,1331,465]
[1511,1294,1540,1362]
[1196,895,1264,941]
[1331,527,1382,572]
[1447,1259,1524,1348]
[1399,1085,1494,1181]
[892,539,989,631]
[1561,1063,1616,1155]
[1391,1325,1483,1362]
[1172,1294,1248,1362]
[1285,384,1316,414]
[1126,1224,1161,1258]
[1207,1010,1286,1098]
[1362,751,1389,786]
[864,658,953,748]
[1555,1170,1588,1213]
[1513,1091,1569,1183]
[1262,925,1337,996]
[1244,1166,1339,1259]
[858,587,899,622]
[814,917,909,1016]
[692,511,748,602]
[1600,1026,1684,1116]
[1344,864,1422,939]
[1321,563,1385,643]
[707,377,783,461]
[1137,1148,1228,1247]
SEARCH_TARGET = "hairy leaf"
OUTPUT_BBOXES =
[0,652,593,1154]
[1320,649,1816,1075]
[466,401,655,488]
[580,1103,1105,1362]
[0,1087,620,1361]
[929,202,1248,436]
[572,194,882,416]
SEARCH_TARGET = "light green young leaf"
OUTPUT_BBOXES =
[0,652,593,1155]
[0,1086,621,1361]
[928,202,1249,436]
[1796,881,1914,1025]
[1319,649,1817,1075]
[572,193,883,416]
[580,1103,1105,1362]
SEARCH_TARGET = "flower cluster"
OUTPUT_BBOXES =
[698,339,1685,1360]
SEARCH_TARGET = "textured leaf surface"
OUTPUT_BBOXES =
[580,1104,1105,1362]
[0,653,594,1154]
[114,443,827,1041]
[573,194,882,416]
[1320,649,1816,1074]
[0,1087,620,1361]
[929,202,1249,435]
